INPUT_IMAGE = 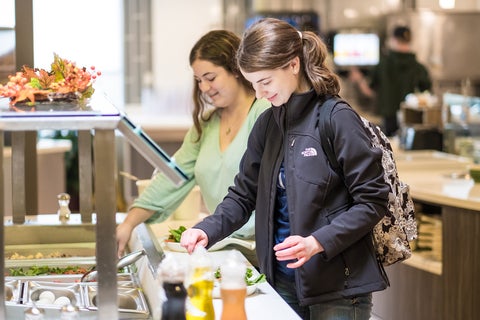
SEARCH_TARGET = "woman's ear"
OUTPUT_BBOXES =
[290,56,301,75]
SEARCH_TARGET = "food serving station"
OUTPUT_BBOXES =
[0,94,187,319]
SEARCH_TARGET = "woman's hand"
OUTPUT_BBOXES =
[180,228,209,254]
[273,235,324,268]
[116,222,134,258]
[116,208,155,258]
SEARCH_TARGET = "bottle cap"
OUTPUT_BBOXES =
[159,253,186,283]
[188,246,213,282]
[57,193,70,201]
[220,250,247,289]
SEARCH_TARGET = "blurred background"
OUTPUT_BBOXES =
[2,0,480,206]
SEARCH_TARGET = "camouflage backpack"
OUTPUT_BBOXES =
[318,96,418,266]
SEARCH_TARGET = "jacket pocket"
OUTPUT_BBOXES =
[290,134,329,185]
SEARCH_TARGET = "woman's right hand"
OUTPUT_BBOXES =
[116,208,155,258]
[180,228,209,254]
[116,222,134,258]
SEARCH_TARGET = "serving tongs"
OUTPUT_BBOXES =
[81,249,146,282]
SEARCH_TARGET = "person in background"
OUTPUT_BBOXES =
[116,30,270,263]
[181,18,390,320]
[350,25,432,136]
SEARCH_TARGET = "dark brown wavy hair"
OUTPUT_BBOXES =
[189,30,253,140]
[237,18,340,97]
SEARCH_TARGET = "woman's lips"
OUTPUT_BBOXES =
[267,94,277,102]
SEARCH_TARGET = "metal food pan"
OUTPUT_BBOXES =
[5,243,96,270]
[5,263,94,277]
[83,285,149,318]
[25,281,83,308]
[6,274,84,283]
[5,243,96,259]
[6,272,134,285]
[4,279,21,304]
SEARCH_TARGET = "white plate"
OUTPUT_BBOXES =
[164,241,188,252]
[163,238,255,253]
[212,281,257,298]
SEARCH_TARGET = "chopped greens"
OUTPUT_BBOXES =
[167,226,187,243]
[8,265,90,277]
[214,267,266,286]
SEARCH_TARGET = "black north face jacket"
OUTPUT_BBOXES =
[195,90,390,306]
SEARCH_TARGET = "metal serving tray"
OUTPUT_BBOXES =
[25,281,82,308]
[83,285,149,319]
[4,273,148,317]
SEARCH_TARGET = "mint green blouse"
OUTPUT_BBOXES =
[131,99,270,239]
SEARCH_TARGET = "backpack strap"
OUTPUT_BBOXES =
[318,96,343,173]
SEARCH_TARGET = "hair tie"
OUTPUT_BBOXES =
[297,30,303,40]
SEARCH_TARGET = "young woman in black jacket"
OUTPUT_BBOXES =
[181,18,390,320]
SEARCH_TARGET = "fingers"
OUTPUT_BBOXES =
[286,257,307,268]
[180,228,208,254]
[117,241,125,258]
[116,225,130,258]
[274,235,321,268]
[274,236,303,264]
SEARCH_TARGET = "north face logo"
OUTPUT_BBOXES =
[301,147,317,157]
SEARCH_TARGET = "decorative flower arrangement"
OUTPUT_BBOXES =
[0,53,101,107]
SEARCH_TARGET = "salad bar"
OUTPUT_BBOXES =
[2,215,156,319]
[5,274,149,319]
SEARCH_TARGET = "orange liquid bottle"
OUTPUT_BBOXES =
[220,250,247,320]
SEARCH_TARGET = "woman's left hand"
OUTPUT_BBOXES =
[273,235,324,268]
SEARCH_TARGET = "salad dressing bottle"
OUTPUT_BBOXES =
[159,254,188,320]
[220,250,247,320]
[186,246,215,320]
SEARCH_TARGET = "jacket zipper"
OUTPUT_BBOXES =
[340,253,350,288]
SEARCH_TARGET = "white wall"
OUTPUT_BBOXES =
[150,0,222,115]
[32,0,124,108]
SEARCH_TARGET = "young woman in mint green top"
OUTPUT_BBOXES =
[116,30,270,258]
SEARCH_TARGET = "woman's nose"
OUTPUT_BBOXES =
[198,81,210,92]
[254,86,267,100]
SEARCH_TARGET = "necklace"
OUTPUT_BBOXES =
[223,98,256,136]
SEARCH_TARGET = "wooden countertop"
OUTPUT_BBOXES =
[394,149,479,211]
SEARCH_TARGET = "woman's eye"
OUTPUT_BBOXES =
[206,77,216,82]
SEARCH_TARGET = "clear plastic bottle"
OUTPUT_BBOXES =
[220,250,247,320]
[159,254,187,320]
[186,246,215,320]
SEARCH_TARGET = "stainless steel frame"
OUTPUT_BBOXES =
[0,94,186,319]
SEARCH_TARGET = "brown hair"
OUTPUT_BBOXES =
[237,18,340,96]
[189,30,253,140]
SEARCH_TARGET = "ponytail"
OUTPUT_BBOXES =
[300,31,340,96]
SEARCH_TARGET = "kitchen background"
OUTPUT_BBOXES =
[1,0,480,111]
[1,0,480,205]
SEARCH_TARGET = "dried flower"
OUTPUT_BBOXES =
[0,53,101,106]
